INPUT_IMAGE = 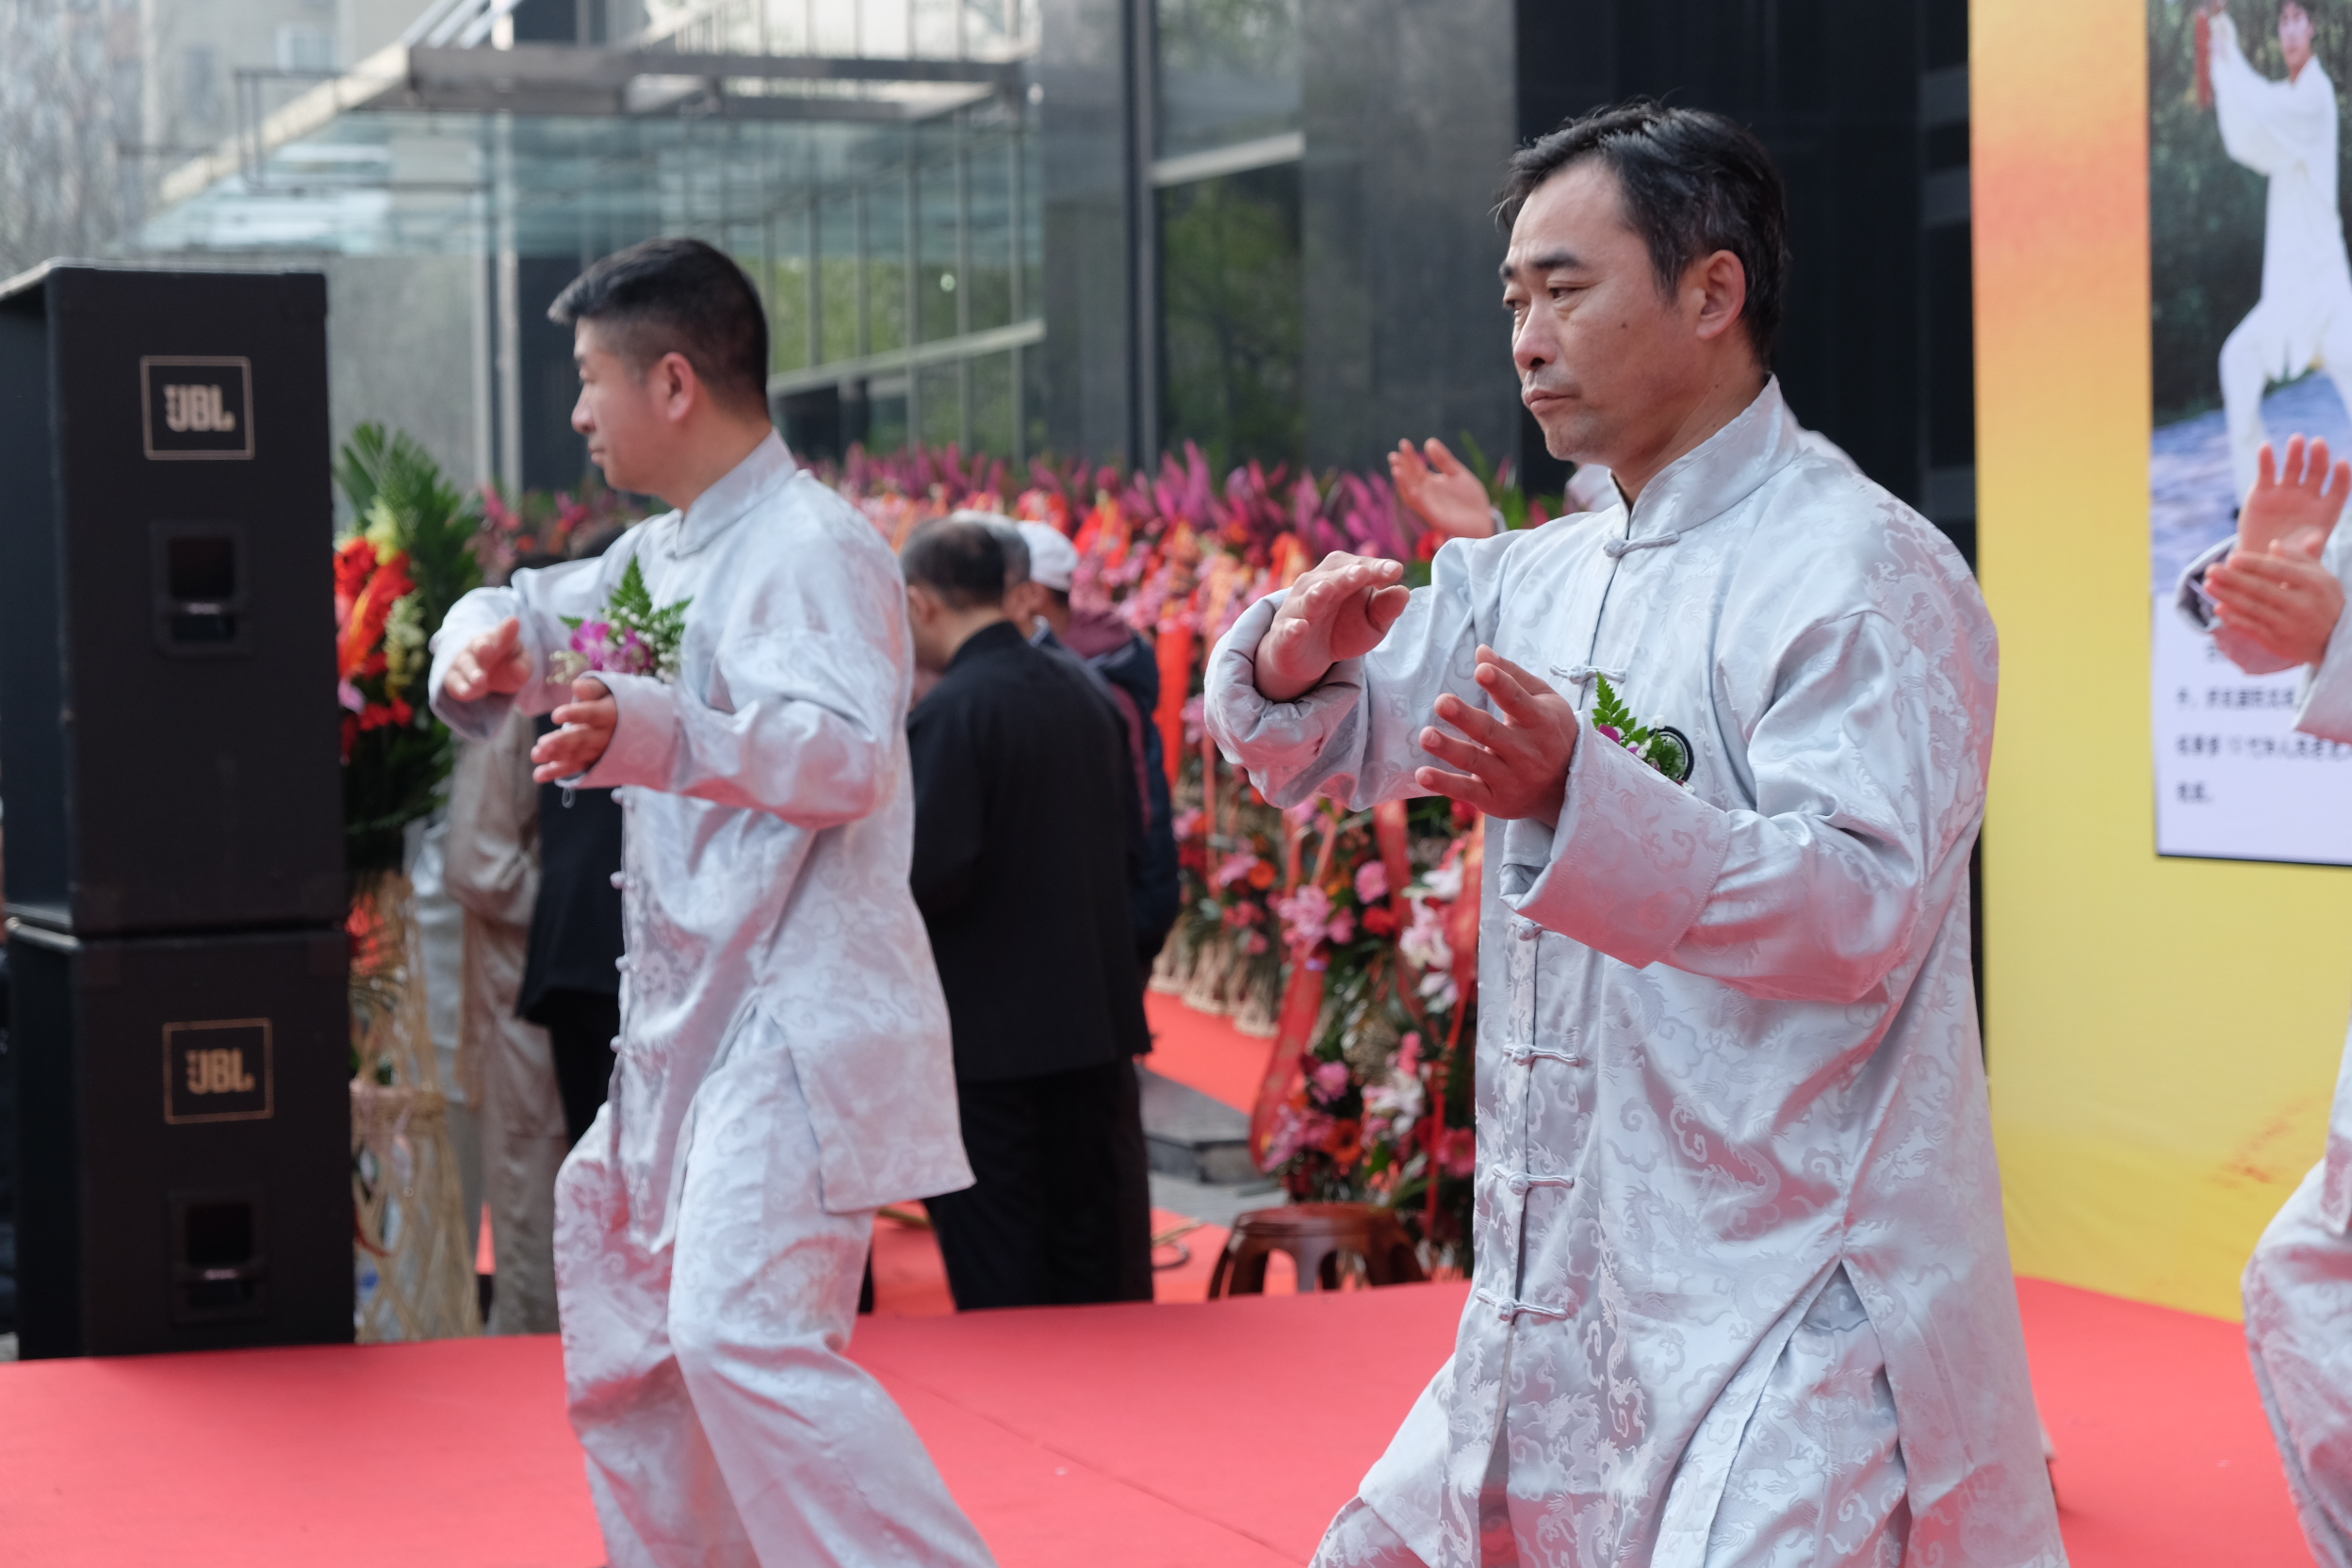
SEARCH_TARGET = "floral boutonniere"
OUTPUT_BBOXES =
[1591,675,1694,786]
[549,556,691,684]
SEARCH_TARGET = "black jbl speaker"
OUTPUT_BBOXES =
[0,264,345,938]
[8,924,351,1358]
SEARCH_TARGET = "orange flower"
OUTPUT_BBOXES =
[1246,858,1276,890]
[336,549,413,680]
[1325,1119,1364,1167]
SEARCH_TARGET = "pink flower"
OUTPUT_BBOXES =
[1439,1127,1478,1179]
[1212,850,1259,891]
[1354,859,1389,905]
[1275,884,1332,950]
[1172,807,1202,841]
[1311,1059,1351,1100]
[1182,694,1207,744]
[1396,1031,1423,1078]
[1595,724,1623,743]
[567,619,658,678]
[1326,908,1356,945]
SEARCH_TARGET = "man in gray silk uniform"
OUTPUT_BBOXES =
[1206,106,2060,1568]
[433,238,993,1568]
[2195,431,2352,1568]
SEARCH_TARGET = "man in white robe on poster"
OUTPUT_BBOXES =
[1206,104,2063,1567]
[2197,432,2352,1567]
[432,237,995,1568]
[2203,0,2352,500]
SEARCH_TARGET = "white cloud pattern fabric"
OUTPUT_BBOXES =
[1206,381,2062,1568]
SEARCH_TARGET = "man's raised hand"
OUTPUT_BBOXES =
[1414,647,1578,825]
[1254,551,1411,702]
[2208,544,2347,667]
[531,676,618,783]
[2239,433,2350,561]
[444,616,533,703]
[1389,438,1496,540]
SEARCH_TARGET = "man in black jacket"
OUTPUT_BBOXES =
[902,516,1153,1309]
[1005,519,1181,975]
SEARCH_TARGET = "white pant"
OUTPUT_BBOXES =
[553,1041,997,1568]
[1312,1270,1908,1568]
[2219,297,2352,501]
[2246,1161,2352,1568]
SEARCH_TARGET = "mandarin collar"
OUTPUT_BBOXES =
[672,431,798,557]
[1611,376,1803,543]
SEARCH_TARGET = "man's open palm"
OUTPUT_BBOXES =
[1255,552,1410,702]
[1390,438,1496,540]
[444,616,533,702]
[2240,433,2350,560]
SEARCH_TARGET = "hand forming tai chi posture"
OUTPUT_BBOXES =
[2193,433,2352,1568]
[1205,104,2063,1567]
[431,237,994,1568]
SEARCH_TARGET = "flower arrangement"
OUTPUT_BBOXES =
[475,476,645,580]
[550,556,691,684]
[333,426,483,878]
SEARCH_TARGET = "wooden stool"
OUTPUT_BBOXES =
[1207,1202,1428,1297]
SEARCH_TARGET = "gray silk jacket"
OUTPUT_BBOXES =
[1205,382,2063,1567]
[431,433,972,1234]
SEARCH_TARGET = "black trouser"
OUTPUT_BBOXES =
[532,988,619,1149]
[924,1058,1153,1311]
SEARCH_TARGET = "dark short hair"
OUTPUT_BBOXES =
[1498,102,1788,364]
[971,515,1029,589]
[549,237,771,413]
[901,517,1006,612]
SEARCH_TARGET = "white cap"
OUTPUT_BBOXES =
[1016,520,1079,593]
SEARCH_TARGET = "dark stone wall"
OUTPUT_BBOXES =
[1039,0,1143,466]
[1298,0,1523,476]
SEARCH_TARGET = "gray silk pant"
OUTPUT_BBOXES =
[2246,1161,2352,1568]
[553,1042,997,1568]
[1314,1269,1909,1568]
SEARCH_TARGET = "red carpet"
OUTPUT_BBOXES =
[2017,1276,2307,1564]
[0,1274,2312,1566]
[1143,989,1266,1113]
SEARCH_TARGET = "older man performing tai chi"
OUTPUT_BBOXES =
[1206,104,2062,1567]
[2188,433,2352,1568]
[432,237,995,1568]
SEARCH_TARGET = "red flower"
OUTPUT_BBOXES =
[1361,904,1400,937]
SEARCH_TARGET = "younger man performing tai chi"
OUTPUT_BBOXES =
[1206,105,2062,1566]
[432,237,994,1568]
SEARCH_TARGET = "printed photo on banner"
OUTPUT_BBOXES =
[2151,0,2352,863]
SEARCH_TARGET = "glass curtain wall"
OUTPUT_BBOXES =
[761,101,1041,460]
[1153,0,1303,472]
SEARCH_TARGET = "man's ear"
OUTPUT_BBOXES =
[1688,250,1749,344]
[656,351,698,418]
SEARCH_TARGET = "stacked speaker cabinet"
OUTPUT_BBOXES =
[0,264,351,1358]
